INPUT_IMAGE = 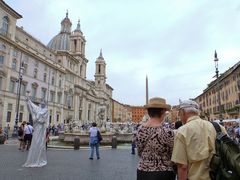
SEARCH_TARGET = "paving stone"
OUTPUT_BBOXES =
[0,144,138,180]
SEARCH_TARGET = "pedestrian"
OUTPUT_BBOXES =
[89,122,100,160]
[136,97,176,180]
[18,123,25,150]
[173,120,183,135]
[3,126,9,140]
[23,122,33,151]
[171,100,226,180]
[131,132,136,155]
[0,127,6,144]
[46,127,50,149]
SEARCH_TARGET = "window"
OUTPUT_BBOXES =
[1,16,9,35]
[9,79,15,93]
[64,93,68,105]
[12,59,17,70]
[19,112,23,123]
[20,105,24,111]
[32,87,37,98]
[23,64,28,74]
[57,93,62,103]
[98,64,101,74]
[43,73,47,82]
[41,88,46,100]
[13,50,18,57]
[20,83,27,95]
[50,91,55,102]
[0,77,2,90]
[33,68,38,78]
[57,114,59,122]
[58,80,61,87]
[88,104,91,120]
[49,114,52,124]
[7,103,12,110]
[6,111,11,122]
[0,55,4,65]
[74,39,77,51]
[51,76,55,85]
[34,60,38,67]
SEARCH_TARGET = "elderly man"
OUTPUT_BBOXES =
[171,100,225,180]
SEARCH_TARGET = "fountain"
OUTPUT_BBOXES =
[58,120,137,145]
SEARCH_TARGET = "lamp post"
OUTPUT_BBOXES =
[12,61,25,137]
[214,50,223,123]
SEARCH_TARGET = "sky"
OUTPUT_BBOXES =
[5,0,240,106]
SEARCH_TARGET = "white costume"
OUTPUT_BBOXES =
[23,99,48,167]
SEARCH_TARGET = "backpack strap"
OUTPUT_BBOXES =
[211,122,222,133]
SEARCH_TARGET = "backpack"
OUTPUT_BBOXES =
[97,130,102,142]
[236,128,240,138]
[209,122,240,180]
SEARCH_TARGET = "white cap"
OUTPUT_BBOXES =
[179,100,199,110]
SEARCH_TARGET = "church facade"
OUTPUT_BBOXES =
[0,0,113,130]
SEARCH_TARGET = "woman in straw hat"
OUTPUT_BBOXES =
[136,97,176,180]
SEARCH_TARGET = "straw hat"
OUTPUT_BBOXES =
[144,97,171,110]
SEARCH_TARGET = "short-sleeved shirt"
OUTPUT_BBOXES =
[136,125,174,172]
[171,116,226,180]
[89,127,98,137]
[24,125,33,135]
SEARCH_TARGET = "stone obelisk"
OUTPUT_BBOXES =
[146,75,149,104]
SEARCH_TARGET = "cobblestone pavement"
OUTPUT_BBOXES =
[0,144,138,180]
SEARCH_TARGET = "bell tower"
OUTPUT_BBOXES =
[94,49,106,89]
[69,19,87,78]
[70,19,86,56]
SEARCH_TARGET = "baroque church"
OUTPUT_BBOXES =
[0,0,113,130]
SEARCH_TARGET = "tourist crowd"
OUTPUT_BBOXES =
[135,97,238,180]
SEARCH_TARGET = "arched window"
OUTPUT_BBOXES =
[98,64,101,74]
[2,16,9,35]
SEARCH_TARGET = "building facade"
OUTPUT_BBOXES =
[0,0,113,130]
[131,106,145,123]
[195,61,240,121]
[112,99,132,122]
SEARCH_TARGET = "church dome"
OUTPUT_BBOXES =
[47,12,72,51]
[47,33,70,51]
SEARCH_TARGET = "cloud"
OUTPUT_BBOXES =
[5,0,240,106]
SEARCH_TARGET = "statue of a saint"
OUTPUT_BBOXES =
[23,97,48,167]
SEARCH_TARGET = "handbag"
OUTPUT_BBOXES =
[97,130,103,142]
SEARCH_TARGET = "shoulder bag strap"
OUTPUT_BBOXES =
[27,125,32,134]
[211,122,222,133]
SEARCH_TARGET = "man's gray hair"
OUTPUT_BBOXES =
[179,100,200,114]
